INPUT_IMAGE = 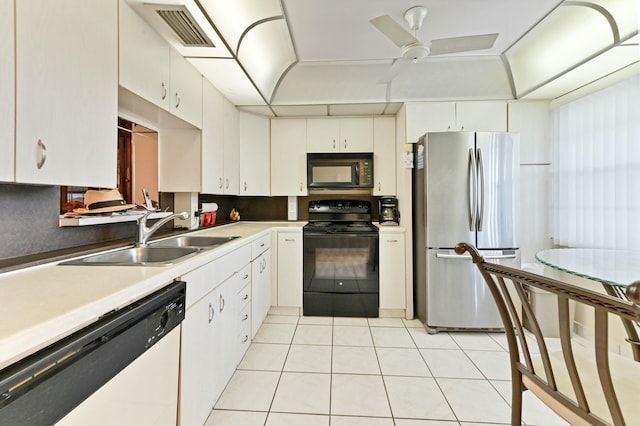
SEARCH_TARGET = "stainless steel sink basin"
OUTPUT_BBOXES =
[149,236,239,249]
[60,246,200,266]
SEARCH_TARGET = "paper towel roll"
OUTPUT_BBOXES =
[201,202,218,213]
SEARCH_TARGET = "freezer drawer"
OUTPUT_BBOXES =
[426,249,520,330]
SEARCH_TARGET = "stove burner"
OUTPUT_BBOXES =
[347,222,369,227]
[308,221,332,227]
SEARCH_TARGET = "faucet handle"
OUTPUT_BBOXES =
[137,210,154,224]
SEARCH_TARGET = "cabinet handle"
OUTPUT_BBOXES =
[299,182,302,192]
[460,126,464,131]
[208,302,214,323]
[225,178,229,189]
[242,313,249,321]
[344,139,347,149]
[377,182,381,191]
[447,125,451,131]
[36,139,47,169]
[260,243,265,247]
[242,335,249,344]
[161,82,167,100]
[387,239,399,243]
[332,139,336,149]
[284,238,295,242]
[219,177,223,189]
[175,92,181,108]
[243,293,249,301]
[244,181,247,192]
[220,294,225,312]
[242,274,249,280]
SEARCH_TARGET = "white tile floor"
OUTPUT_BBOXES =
[205,315,570,426]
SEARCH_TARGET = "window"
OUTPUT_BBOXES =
[550,75,640,249]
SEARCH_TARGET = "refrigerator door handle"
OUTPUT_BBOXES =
[467,148,477,231]
[436,253,517,260]
[477,147,485,232]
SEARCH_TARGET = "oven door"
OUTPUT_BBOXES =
[303,231,379,317]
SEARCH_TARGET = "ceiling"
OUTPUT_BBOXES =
[130,0,640,116]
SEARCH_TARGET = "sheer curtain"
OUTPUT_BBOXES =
[550,75,640,249]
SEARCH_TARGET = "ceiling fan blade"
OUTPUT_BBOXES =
[370,15,419,48]
[429,33,498,56]
[377,58,410,84]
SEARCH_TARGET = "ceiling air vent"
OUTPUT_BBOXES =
[155,6,215,47]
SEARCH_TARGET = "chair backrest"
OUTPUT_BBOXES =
[455,242,640,426]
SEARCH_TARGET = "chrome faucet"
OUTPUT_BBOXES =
[136,211,189,247]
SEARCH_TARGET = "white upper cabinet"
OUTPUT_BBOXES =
[307,118,373,153]
[201,79,225,194]
[406,102,456,141]
[119,0,202,129]
[15,0,117,187]
[271,119,308,196]
[373,117,396,196]
[455,101,507,132]
[119,0,171,111]
[0,0,14,182]
[406,101,507,142]
[170,50,203,128]
[200,84,241,195]
[507,102,550,164]
[239,112,271,196]
[222,99,240,194]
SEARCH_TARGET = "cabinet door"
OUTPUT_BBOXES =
[277,231,303,307]
[307,118,340,153]
[201,79,225,194]
[0,0,14,182]
[251,249,271,338]
[271,119,308,195]
[119,0,170,111]
[15,0,117,187]
[379,232,406,310]
[405,102,456,142]
[170,50,203,128]
[240,112,271,195]
[180,288,219,426]
[339,118,373,152]
[507,101,550,164]
[223,98,240,194]
[373,117,396,196]
[455,101,507,131]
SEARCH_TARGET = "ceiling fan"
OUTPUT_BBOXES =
[370,6,499,83]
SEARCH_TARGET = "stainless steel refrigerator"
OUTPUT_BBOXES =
[413,132,520,331]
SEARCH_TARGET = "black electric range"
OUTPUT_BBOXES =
[302,200,379,317]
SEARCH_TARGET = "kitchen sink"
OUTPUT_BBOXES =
[60,246,200,266]
[149,235,239,249]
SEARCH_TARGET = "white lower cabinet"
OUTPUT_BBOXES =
[251,233,272,338]
[276,230,303,308]
[379,229,406,311]
[179,244,251,426]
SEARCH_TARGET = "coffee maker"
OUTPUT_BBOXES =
[379,197,400,225]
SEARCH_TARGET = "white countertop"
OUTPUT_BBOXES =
[0,221,305,369]
[536,248,640,288]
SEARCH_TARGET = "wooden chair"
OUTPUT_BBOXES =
[455,242,640,426]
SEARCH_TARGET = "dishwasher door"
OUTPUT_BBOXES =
[0,281,185,426]
[56,327,180,426]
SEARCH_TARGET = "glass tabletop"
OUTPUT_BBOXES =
[535,248,640,288]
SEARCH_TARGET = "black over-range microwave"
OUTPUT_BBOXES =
[307,152,374,189]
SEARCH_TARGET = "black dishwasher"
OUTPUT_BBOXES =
[0,280,185,426]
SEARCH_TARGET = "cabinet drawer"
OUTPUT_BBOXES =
[237,281,251,308]
[212,244,251,285]
[238,304,251,355]
[251,233,271,259]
